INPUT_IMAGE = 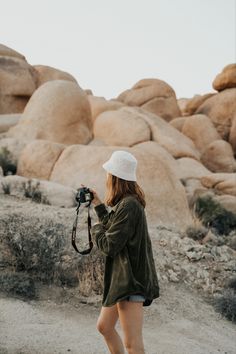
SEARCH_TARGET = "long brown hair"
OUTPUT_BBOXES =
[104,173,146,208]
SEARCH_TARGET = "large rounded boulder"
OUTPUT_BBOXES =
[181,114,221,153]
[201,173,236,197]
[213,64,236,91]
[201,140,236,173]
[93,107,151,146]
[229,115,236,154]
[33,65,77,88]
[0,44,26,59]
[0,114,21,133]
[183,93,216,116]
[117,78,181,121]
[17,140,66,180]
[87,95,124,122]
[0,45,37,113]
[196,88,236,140]
[8,80,93,145]
[133,108,200,159]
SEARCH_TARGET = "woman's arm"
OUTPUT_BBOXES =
[94,203,110,227]
[91,200,136,257]
[88,187,110,227]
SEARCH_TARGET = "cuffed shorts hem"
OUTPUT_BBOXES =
[122,294,146,302]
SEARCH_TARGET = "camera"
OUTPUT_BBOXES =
[76,187,94,204]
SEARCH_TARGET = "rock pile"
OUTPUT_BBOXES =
[0,44,236,306]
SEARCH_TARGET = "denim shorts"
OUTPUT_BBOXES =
[122,294,146,302]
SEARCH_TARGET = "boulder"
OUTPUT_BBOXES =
[93,107,151,146]
[84,89,93,95]
[87,95,124,122]
[177,98,190,116]
[0,138,28,165]
[117,78,181,121]
[49,141,192,229]
[0,44,25,60]
[213,64,236,91]
[0,166,3,176]
[88,138,107,146]
[8,80,93,145]
[0,54,37,113]
[181,114,221,153]
[229,115,236,154]
[196,88,236,140]
[201,173,236,196]
[176,157,211,180]
[17,140,66,180]
[0,175,76,207]
[214,194,236,215]
[184,93,216,115]
[0,114,21,133]
[33,65,77,87]
[201,140,236,173]
[133,108,200,159]
[169,116,187,131]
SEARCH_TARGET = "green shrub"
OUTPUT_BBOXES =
[1,181,11,194]
[194,195,236,235]
[213,289,236,323]
[2,214,66,283]
[227,277,236,292]
[0,272,36,299]
[185,224,208,241]
[22,179,50,204]
[0,147,16,175]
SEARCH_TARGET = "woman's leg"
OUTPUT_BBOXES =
[117,301,145,354]
[97,304,125,354]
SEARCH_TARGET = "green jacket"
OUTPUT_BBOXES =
[91,195,160,307]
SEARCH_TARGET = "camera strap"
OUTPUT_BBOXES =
[71,201,93,255]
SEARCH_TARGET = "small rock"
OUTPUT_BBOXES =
[168,269,179,282]
[228,235,236,250]
[186,251,202,261]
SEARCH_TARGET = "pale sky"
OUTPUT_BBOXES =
[1,0,235,99]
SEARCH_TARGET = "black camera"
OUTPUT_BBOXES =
[76,187,94,205]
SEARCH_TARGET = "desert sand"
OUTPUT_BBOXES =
[1,281,236,354]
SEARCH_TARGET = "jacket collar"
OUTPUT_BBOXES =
[110,204,119,213]
[110,198,124,213]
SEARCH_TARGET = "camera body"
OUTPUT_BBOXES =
[76,187,94,204]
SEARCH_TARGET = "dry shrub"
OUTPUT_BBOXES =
[194,195,236,235]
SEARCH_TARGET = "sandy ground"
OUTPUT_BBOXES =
[0,282,235,354]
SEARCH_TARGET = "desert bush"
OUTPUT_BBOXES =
[213,289,236,324]
[1,181,11,194]
[227,277,236,292]
[1,214,66,283]
[0,210,104,300]
[0,272,36,299]
[185,223,208,241]
[0,147,16,176]
[194,195,236,235]
[22,179,50,204]
[212,276,236,324]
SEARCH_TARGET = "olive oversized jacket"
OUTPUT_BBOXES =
[90,195,160,307]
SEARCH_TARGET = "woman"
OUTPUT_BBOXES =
[90,150,160,354]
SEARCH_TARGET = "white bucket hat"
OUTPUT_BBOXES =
[102,151,137,182]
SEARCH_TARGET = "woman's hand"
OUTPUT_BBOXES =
[90,188,103,206]
[81,184,103,206]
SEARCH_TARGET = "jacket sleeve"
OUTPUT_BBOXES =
[91,200,135,257]
[94,203,110,227]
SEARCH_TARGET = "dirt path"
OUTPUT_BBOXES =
[1,283,235,354]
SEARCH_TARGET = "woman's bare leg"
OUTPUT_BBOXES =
[117,301,145,354]
[97,304,125,354]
